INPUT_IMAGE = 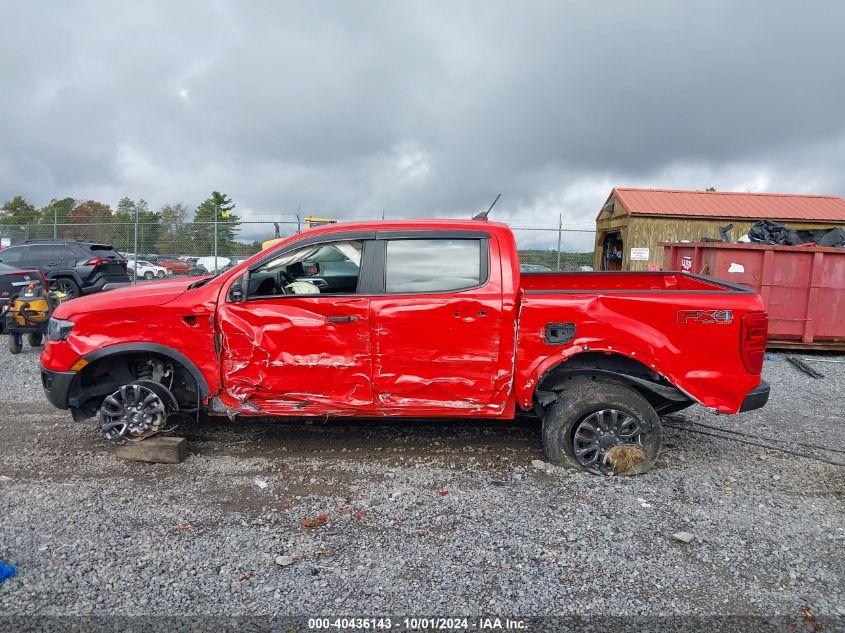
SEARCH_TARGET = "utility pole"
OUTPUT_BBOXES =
[133,204,139,284]
[53,206,57,239]
[556,213,562,271]
[213,201,219,274]
[297,205,302,233]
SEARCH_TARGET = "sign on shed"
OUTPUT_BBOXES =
[629,247,650,261]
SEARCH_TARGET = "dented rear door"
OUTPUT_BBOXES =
[369,233,509,415]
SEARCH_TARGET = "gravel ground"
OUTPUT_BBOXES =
[0,343,843,629]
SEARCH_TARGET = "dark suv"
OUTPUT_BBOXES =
[0,241,130,299]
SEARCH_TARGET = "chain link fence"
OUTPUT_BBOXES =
[1,217,596,273]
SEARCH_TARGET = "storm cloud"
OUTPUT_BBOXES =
[1,0,844,232]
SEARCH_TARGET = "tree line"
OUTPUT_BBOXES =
[0,191,260,256]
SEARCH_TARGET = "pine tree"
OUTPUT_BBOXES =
[192,192,241,255]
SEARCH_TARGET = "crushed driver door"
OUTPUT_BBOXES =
[216,231,376,415]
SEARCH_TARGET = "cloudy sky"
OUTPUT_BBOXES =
[1,0,844,239]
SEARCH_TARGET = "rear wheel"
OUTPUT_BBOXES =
[53,278,80,299]
[541,380,662,475]
[156,270,165,278]
[143,271,154,280]
[8,334,23,354]
[27,332,43,347]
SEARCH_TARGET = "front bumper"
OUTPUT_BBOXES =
[739,380,770,412]
[40,365,76,409]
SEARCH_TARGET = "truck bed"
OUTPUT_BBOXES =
[520,271,739,293]
[514,271,764,414]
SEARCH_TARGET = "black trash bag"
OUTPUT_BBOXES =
[747,220,845,247]
[747,220,799,245]
[815,227,845,247]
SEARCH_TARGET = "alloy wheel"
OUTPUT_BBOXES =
[99,383,166,444]
[572,408,643,473]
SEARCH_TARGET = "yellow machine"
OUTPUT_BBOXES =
[4,282,68,354]
[304,215,337,229]
[261,216,338,250]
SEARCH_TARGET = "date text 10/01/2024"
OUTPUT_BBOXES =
[307,617,528,630]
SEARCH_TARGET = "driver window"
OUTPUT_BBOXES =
[248,240,363,297]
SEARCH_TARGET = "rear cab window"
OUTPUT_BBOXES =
[384,238,486,293]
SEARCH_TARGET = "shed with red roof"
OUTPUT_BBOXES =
[594,188,845,271]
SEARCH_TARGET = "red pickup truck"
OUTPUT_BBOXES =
[40,220,769,474]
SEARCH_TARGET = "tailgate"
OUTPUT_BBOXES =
[100,258,128,276]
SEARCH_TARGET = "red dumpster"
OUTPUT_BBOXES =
[662,242,845,350]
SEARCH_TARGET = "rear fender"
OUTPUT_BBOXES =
[525,346,694,414]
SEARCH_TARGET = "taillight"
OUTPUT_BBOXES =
[740,312,768,374]
[86,258,107,266]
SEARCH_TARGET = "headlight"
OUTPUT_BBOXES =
[46,317,74,341]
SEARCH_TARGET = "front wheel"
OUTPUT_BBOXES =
[8,334,23,354]
[156,270,165,278]
[541,380,662,475]
[28,332,43,347]
[143,271,154,280]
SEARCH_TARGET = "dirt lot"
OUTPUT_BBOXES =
[0,343,843,629]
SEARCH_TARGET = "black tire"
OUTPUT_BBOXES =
[53,278,81,299]
[156,270,165,278]
[9,334,23,354]
[143,271,154,280]
[27,332,43,347]
[541,380,662,475]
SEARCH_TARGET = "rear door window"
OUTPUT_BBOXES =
[384,239,484,293]
[23,244,59,265]
[0,246,26,265]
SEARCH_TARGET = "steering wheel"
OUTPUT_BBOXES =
[276,270,296,294]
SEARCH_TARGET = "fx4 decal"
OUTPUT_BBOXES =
[676,309,733,324]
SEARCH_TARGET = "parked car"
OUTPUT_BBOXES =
[520,263,552,272]
[158,258,190,275]
[0,240,129,299]
[194,256,231,273]
[185,265,209,277]
[126,259,168,280]
[40,220,769,474]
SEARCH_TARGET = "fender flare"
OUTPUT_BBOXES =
[534,367,690,407]
[49,271,83,287]
[82,343,210,397]
[526,347,695,412]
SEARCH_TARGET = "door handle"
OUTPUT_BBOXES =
[326,315,358,323]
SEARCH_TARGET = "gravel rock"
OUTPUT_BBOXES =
[0,346,842,620]
[275,555,294,567]
[671,531,695,544]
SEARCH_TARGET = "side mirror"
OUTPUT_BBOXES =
[228,272,248,302]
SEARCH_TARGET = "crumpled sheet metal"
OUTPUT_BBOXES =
[217,298,374,414]
[216,293,514,417]
[370,296,512,414]
[515,290,762,414]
